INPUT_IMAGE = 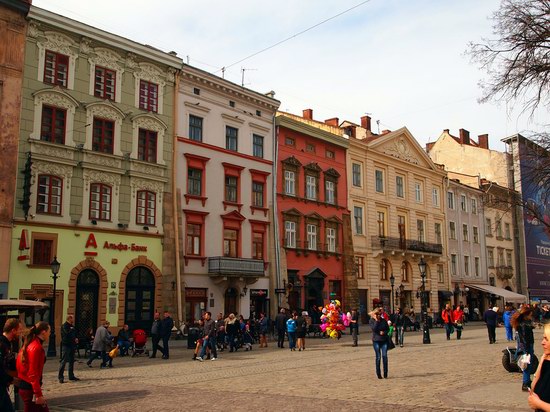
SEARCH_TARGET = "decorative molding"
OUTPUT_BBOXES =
[83,170,121,194]
[89,47,123,72]
[79,37,93,55]
[183,101,211,114]
[382,138,419,165]
[130,161,166,178]
[31,161,73,190]
[30,141,74,161]
[132,114,167,132]
[86,102,125,121]
[84,152,122,169]
[38,31,78,59]
[221,113,245,124]
[28,21,40,38]
[135,62,165,86]
[167,67,177,82]
[249,121,271,133]
[130,178,164,202]
[33,89,78,111]
[125,52,138,70]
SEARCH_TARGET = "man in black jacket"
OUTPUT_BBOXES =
[149,312,161,358]
[197,312,217,361]
[158,311,174,359]
[275,308,288,348]
[0,319,21,412]
[58,315,80,383]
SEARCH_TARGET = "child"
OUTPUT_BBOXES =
[243,322,253,351]
[387,320,394,340]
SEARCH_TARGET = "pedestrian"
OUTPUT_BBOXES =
[192,319,205,360]
[483,306,499,344]
[393,308,405,347]
[215,313,226,352]
[533,303,542,328]
[197,312,217,362]
[225,313,239,352]
[369,308,389,379]
[258,312,268,348]
[116,324,132,356]
[350,309,359,347]
[275,308,287,349]
[296,311,307,351]
[17,321,51,411]
[87,321,113,368]
[463,305,470,322]
[441,303,455,340]
[286,312,297,351]
[149,312,161,358]
[58,315,80,383]
[452,305,465,340]
[511,306,535,391]
[503,305,515,342]
[528,323,550,411]
[0,318,21,412]
[158,311,174,360]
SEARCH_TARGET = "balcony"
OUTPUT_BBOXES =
[496,265,514,280]
[371,236,443,255]
[208,257,265,277]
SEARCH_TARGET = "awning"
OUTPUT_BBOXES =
[465,284,527,303]
[438,290,453,298]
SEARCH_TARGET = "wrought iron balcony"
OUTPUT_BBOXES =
[496,265,514,280]
[208,257,265,277]
[371,236,442,255]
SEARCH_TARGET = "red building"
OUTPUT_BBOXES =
[276,110,355,314]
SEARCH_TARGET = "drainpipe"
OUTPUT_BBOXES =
[272,120,282,309]
[172,70,183,326]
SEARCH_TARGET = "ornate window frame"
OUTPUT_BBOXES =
[88,47,124,103]
[129,177,164,231]
[30,161,73,223]
[31,89,79,147]
[134,62,166,115]
[36,31,78,90]
[83,170,121,225]
[85,102,125,156]
[131,114,167,165]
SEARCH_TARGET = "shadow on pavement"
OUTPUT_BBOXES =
[48,389,150,409]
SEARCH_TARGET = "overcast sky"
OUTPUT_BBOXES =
[33,0,548,151]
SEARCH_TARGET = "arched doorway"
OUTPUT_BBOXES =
[125,266,155,331]
[75,269,99,338]
[224,287,238,315]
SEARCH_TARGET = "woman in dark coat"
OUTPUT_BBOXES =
[511,306,535,391]
[369,308,389,379]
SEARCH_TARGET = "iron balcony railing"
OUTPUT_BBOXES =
[496,265,514,280]
[371,236,443,255]
[208,257,265,276]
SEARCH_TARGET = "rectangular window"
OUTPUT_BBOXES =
[32,239,53,265]
[396,175,404,198]
[187,168,202,196]
[355,257,364,279]
[44,50,68,87]
[506,250,513,266]
[136,190,156,226]
[473,226,479,243]
[464,256,470,276]
[460,195,467,212]
[225,176,238,202]
[37,175,62,215]
[471,198,478,214]
[354,206,363,235]
[326,150,335,159]
[139,80,158,113]
[398,215,406,244]
[438,264,444,283]
[189,115,203,142]
[417,219,425,242]
[326,227,336,253]
[325,180,335,204]
[488,248,495,267]
[449,221,456,240]
[306,175,317,200]
[252,182,264,207]
[186,223,201,255]
[285,221,296,248]
[285,137,295,146]
[496,219,503,238]
[89,183,112,221]
[138,129,157,163]
[447,192,455,209]
[498,249,505,267]
[253,134,264,158]
[223,229,238,257]
[92,118,114,154]
[451,254,457,276]
[284,170,295,196]
[40,105,66,144]
[415,181,423,203]
[474,257,480,277]
[226,126,238,151]
[377,211,386,237]
[435,222,442,244]
[432,187,440,207]
[252,232,264,260]
[375,170,384,193]
[306,143,316,153]
[505,223,511,239]
[352,163,361,187]
[463,224,469,241]
[94,66,116,100]
[307,224,317,250]
[485,218,492,236]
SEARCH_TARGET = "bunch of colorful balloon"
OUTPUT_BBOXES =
[319,300,352,339]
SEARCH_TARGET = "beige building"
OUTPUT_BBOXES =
[344,117,449,321]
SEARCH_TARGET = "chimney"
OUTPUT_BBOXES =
[443,129,450,134]
[324,117,339,127]
[478,134,489,149]
[459,128,470,145]
[303,109,313,120]
[360,115,371,132]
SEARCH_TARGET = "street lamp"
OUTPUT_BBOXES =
[418,257,431,344]
[389,273,395,314]
[47,256,60,357]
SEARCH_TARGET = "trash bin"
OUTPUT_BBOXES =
[187,327,200,349]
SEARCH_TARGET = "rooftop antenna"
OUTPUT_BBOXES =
[241,67,257,87]
[221,67,226,79]
[376,119,380,134]
[186,55,190,64]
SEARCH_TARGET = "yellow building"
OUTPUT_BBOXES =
[344,118,449,321]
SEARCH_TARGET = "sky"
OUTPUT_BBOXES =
[33,0,549,151]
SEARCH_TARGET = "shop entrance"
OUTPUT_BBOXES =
[185,288,207,324]
[250,289,268,319]
[125,266,155,331]
[224,287,238,315]
[75,269,99,338]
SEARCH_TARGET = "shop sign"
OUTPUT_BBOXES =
[83,233,147,254]
[250,289,268,298]
[185,288,207,298]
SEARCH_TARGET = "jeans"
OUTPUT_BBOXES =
[87,350,111,367]
[396,326,404,346]
[0,386,14,412]
[444,323,453,339]
[351,327,358,345]
[58,345,76,379]
[505,326,514,341]
[158,336,170,358]
[117,340,131,356]
[228,333,237,351]
[288,332,296,349]
[200,336,218,358]
[522,343,534,384]
[277,329,286,347]
[372,340,388,377]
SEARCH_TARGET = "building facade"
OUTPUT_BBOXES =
[9,6,181,339]
[176,64,279,323]
[276,110,355,315]
[345,119,449,322]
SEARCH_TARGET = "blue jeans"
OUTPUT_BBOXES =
[117,340,131,356]
[373,340,388,377]
[444,323,453,339]
[200,336,218,358]
[522,343,534,384]
[288,332,296,349]
[396,326,404,346]
[505,326,513,341]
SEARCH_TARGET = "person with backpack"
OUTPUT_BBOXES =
[286,312,297,351]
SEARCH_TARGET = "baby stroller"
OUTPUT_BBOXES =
[130,329,149,357]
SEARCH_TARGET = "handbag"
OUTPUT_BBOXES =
[109,347,120,358]
[387,335,395,350]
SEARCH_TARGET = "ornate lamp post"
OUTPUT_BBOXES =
[47,256,60,357]
[418,257,431,344]
[389,273,395,314]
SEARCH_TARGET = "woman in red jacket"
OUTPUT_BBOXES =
[17,321,50,411]
[453,305,465,340]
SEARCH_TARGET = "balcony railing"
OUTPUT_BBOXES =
[371,236,443,255]
[208,257,265,277]
[496,265,514,280]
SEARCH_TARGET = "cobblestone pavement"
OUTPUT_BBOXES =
[34,322,539,412]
